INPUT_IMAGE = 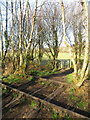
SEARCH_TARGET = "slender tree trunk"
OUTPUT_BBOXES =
[25,0,37,71]
[0,8,3,59]
[74,19,78,77]
[11,1,15,72]
[78,25,82,70]
[54,56,57,69]
[61,0,89,88]
[2,0,8,61]
[19,0,23,67]
[38,37,42,65]
[76,0,89,87]
[24,0,29,72]
[61,0,78,84]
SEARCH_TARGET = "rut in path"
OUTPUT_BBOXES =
[2,82,90,119]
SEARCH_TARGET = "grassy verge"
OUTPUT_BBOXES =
[66,73,73,83]
[30,69,58,77]
[2,68,59,84]
[2,74,24,84]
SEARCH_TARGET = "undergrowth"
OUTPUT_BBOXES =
[30,101,37,108]
[51,109,60,119]
[30,69,58,76]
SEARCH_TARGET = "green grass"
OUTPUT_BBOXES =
[8,109,12,113]
[2,87,7,94]
[20,98,25,102]
[3,77,20,84]
[2,74,24,84]
[69,93,88,110]
[12,92,18,98]
[41,81,47,85]
[30,69,58,77]
[43,52,84,60]
[76,101,88,109]
[65,113,76,120]
[65,113,70,120]
[2,69,58,84]
[30,101,37,108]
[51,109,60,119]
[27,76,33,81]
[67,73,73,83]
[72,96,80,101]
[69,87,75,94]
[42,52,71,60]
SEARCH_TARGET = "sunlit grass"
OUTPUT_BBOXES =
[66,73,73,83]
[42,52,84,60]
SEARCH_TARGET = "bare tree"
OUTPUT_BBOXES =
[41,2,63,69]
[61,0,89,88]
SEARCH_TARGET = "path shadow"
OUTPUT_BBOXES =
[33,92,90,118]
[42,68,74,79]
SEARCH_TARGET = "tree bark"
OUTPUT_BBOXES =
[76,0,89,88]
[25,0,37,71]
[19,0,23,67]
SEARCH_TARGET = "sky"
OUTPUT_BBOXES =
[0,0,90,48]
[0,0,72,47]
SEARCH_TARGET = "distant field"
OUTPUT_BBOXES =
[42,52,84,60]
[57,53,71,59]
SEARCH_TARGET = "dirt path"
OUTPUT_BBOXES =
[2,68,89,119]
[41,68,74,83]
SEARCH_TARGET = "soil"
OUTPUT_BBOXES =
[2,68,90,119]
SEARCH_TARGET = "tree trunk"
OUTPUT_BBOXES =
[61,0,79,86]
[25,0,37,71]
[76,0,89,88]
[0,7,3,59]
[19,0,23,67]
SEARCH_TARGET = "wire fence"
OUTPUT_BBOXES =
[34,59,84,68]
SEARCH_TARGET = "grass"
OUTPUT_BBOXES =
[3,77,20,84]
[65,113,70,120]
[30,69,58,77]
[42,52,71,60]
[69,87,75,94]
[76,101,88,109]
[2,69,58,84]
[51,109,60,119]
[8,109,12,113]
[43,52,84,60]
[67,73,73,83]
[41,81,47,85]
[68,91,88,110]
[12,92,18,98]
[65,113,76,120]
[2,74,24,84]
[30,101,37,108]
[27,76,33,81]
[2,87,7,94]
[20,98,25,102]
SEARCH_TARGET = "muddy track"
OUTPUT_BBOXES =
[1,82,90,119]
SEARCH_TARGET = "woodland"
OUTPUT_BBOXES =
[0,0,90,119]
